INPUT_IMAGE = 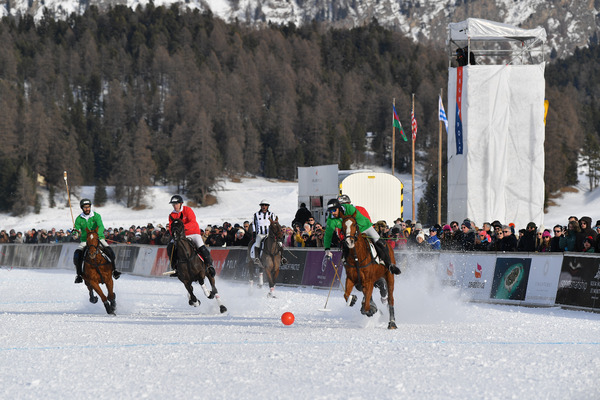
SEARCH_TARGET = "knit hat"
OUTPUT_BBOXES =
[462,220,472,230]
[443,224,452,231]
[415,223,423,230]
[542,230,551,238]
[416,232,425,241]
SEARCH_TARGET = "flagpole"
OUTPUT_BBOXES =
[438,88,443,226]
[411,93,415,221]
[392,98,396,174]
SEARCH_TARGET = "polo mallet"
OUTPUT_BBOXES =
[63,171,75,228]
[318,257,342,312]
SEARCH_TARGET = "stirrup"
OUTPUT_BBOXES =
[253,257,261,264]
[281,257,288,264]
[74,275,83,284]
[112,270,121,279]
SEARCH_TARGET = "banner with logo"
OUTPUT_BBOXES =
[490,257,532,301]
[556,255,600,309]
[458,254,496,301]
[524,254,562,305]
[301,250,342,288]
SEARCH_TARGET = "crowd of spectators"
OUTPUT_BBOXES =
[2,215,600,254]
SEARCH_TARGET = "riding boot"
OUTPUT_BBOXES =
[167,242,178,277]
[73,249,84,284]
[197,245,215,277]
[104,246,121,279]
[375,239,400,275]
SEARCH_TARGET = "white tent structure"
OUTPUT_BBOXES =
[446,18,547,229]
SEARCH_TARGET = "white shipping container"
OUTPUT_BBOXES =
[340,172,403,225]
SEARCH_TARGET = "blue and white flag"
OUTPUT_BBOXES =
[438,95,448,133]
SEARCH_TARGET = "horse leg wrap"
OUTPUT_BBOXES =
[258,272,264,287]
[201,283,211,298]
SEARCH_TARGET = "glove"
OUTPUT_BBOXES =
[324,250,332,260]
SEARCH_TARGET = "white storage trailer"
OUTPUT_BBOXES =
[298,165,404,226]
[339,172,403,225]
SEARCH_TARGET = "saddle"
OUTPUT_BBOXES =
[83,245,112,264]
[367,240,384,266]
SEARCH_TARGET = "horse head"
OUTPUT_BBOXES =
[171,219,185,241]
[86,227,100,258]
[342,215,359,249]
[269,217,284,241]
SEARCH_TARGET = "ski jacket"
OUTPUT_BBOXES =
[169,205,201,236]
[74,211,106,242]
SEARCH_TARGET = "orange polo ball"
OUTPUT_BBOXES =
[281,312,295,325]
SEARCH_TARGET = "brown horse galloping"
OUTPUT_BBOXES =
[83,227,116,315]
[341,214,397,329]
[247,217,285,297]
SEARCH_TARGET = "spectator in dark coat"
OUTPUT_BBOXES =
[291,203,313,229]
[233,228,251,246]
[460,220,475,251]
[577,216,596,252]
[550,225,564,252]
[517,222,537,252]
[500,225,518,251]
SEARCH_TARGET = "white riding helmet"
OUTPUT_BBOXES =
[259,199,270,206]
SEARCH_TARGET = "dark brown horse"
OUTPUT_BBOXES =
[341,214,397,329]
[83,227,116,315]
[170,219,227,313]
[248,217,285,297]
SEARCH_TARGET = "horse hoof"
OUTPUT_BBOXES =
[388,321,398,330]
[89,296,98,304]
[349,295,357,307]
[267,292,276,298]
[219,305,228,313]
[104,301,115,315]
[208,291,215,299]
[189,299,200,306]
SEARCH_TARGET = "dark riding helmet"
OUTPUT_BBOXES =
[338,194,351,204]
[327,198,342,213]
[169,195,184,204]
[80,198,92,209]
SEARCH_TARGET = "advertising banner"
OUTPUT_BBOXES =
[436,252,470,288]
[151,247,171,276]
[301,249,342,288]
[459,254,496,301]
[218,248,252,281]
[524,254,562,305]
[114,245,140,273]
[490,257,532,301]
[556,255,600,309]
[132,246,159,276]
[277,250,306,285]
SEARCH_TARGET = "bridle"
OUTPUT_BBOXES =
[342,214,377,270]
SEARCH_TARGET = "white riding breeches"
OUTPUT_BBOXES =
[362,226,380,242]
[187,234,205,248]
[78,239,109,249]
[251,233,266,258]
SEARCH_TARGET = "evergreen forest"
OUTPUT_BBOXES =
[0,5,597,224]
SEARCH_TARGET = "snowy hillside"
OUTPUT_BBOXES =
[1,164,599,234]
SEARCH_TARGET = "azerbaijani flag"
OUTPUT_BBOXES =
[393,105,407,142]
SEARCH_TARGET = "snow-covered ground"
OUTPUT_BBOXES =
[1,266,599,399]
[1,173,600,398]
